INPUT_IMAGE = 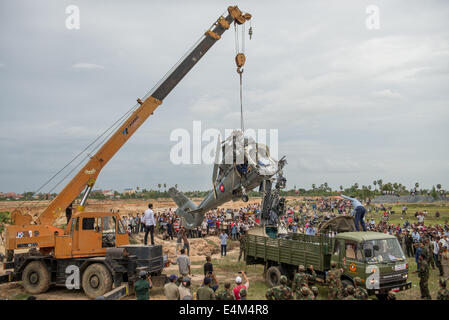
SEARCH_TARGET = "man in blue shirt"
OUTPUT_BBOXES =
[341,195,366,231]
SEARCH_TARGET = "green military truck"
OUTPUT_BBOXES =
[244,217,411,299]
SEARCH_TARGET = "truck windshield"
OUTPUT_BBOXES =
[363,238,406,264]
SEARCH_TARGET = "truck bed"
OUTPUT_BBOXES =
[245,233,334,272]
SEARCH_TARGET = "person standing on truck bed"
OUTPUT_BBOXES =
[341,194,367,231]
[143,203,155,245]
[265,275,293,300]
[292,265,308,299]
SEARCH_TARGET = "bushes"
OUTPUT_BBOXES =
[0,211,11,233]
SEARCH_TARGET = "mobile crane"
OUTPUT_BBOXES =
[1,6,252,299]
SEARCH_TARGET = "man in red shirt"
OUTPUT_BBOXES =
[233,271,249,300]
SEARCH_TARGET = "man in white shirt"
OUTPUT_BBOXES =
[143,203,155,245]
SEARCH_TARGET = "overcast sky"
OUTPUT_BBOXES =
[1,0,448,193]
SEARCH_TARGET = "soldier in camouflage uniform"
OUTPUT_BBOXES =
[353,277,368,300]
[266,275,294,300]
[425,238,435,269]
[216,281,234,300]
[326,262,343,300]
[238,233,246,262]
[344,285,357,300]
[307,265,317,286]
[298,286,314,300]
[311,286,319,300]
[292,265,308,299]
[418,254,431,299]
[437,278,449,300]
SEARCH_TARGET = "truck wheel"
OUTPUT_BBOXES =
[266,266,281,288]
[22,261,51,294]
[82,263,113,299]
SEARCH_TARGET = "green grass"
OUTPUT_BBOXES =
[365,203,449,226]
[11,293,32,300]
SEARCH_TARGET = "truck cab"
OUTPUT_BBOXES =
[331,232,412,299]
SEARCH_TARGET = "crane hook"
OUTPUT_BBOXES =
[235,53,245,74]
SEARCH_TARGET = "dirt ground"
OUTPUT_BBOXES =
[0,230,243,300]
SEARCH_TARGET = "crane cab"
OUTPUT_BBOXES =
[54,212,129,259]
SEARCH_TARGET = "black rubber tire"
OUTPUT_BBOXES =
[242,195,249,202]
[82,263,113,299]
[266,266,282,288]
[22,261,51,294]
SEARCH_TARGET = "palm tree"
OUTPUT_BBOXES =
[164,183,167,192]
[437,184,442,191]
[415,182,419,189]
[339,185,343,191]
[158,184,161,192]
[373,180,377,190]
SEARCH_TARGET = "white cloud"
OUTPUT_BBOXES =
[372,89,402,99]
[72,62,105,70]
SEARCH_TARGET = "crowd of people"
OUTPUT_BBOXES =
[128,197,449,300]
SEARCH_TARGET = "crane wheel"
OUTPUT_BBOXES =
[82,263,113,299]
[22,261,51,294]
[266,266,281,288]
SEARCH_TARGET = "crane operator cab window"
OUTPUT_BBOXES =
[82,217,101,232]
[102,216,116,248]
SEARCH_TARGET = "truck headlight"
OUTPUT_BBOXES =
[402,274,408,279]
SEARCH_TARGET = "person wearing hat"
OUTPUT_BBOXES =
[299,286,314,300]
[239,288,247,300]
[266,275,293,300]
[196,277,216,300]
[179,277,193,300]
[353,277,368,300]
[311,286,319,300]
[164,274,180,300]
[437,278,449,300]
[233,271,249,300]
[327,261,343,300]
[135,271,152,300]
[344,285,357,300]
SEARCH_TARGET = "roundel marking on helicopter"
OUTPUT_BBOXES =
[219,183,225,192]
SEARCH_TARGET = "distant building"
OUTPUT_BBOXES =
[102,190,115,198]
[122,188,136,196]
